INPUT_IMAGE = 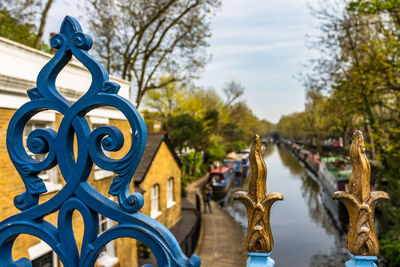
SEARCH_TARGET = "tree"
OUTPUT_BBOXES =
[302,91,335,151]
[165,114,204,155]
[223,101,268,143]
[87,0,221,108]
[303,1,389,157]
[180,87,227,122]
[262,119,275,135]
[142,75,186,119]
[295,2,400,264]
[143,82,227,135]
[0,0,38,24]
[0,10,38,47]
[204,143,226,165]
[0,0,55,50]
[223,80,244,106]
[33,0,54,49]
[165,114,205,175]
[277,112,308,141]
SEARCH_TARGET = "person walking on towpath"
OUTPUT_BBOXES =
[203,182,213,213]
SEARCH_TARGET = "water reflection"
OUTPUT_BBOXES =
[263,143,275,158]
[225,145,348,267]
[276,145,305,176]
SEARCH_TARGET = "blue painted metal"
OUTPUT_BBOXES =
[246,252,274,267]
[0,16,200,267]
[345,251,377,267]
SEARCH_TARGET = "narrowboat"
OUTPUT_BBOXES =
[224,158,241,174]
[298,149,320,175]
[318,156,351,195]
[207,165,235,203]
[236,149,250,177]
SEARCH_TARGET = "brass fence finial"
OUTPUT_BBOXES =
[333,130,389,256]
[233,135,283,253]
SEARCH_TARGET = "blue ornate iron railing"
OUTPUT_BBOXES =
[0,16,200,267]
[0,14,389,267]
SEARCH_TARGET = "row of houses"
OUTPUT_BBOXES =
[0,36,185,266]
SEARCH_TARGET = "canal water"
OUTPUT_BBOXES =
[224,145,348,267]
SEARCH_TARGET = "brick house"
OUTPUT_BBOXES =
[134,132,182,229]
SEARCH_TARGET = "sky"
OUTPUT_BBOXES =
[196,0,321,123]
[44,0,322,124]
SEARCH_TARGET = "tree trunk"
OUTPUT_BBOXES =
[366,123,376,159]
[342,125,348,156]
[136,94,143,109]
[34,0,54,49]
[362,94,382,159]
[315,135,322,153]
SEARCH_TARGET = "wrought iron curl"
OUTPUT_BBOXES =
[0,16,200,266]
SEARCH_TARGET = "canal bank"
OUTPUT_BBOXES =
[225,144,348,267]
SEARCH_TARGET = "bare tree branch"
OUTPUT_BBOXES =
[87,0,220,107]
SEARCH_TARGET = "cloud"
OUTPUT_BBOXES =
[197,0,321,123]
[209,40,306,56]
[43,0,320,123]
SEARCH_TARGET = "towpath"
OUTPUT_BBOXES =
[186,177,247,267]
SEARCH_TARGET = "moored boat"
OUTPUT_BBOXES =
[318,156,351,195]
[236,149,250,177]
[207,165,235,203]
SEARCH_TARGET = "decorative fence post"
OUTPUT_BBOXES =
[233,135,283,267]
[0,16,200,267]
[333,130,389,267]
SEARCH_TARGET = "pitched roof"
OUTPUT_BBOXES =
[134,132,181,184]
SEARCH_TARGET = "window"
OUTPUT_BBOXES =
[150,184,161,218]
[98,213,115,257]
[91,122,114,180]
[28,241,57,267]
[99,214,109,235]
[32,252,53,267]
[24,122,61,193]
[167,178,175,208]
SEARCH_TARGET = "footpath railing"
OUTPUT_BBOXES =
[0,15,389,267]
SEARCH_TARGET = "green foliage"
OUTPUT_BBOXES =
[203,109,219,134]
[377,178,400,264]
[380,236,400,267]
[0,9,50,52]
[165,114,204,152]
[204,143,226,164]
[222,101,269,143]
[289,0,400,263]
[180,176,188,197]
[182,152,200,175]
[0,10,35,45]
[147,78,274,193]
[277,92,337,150]
[181,153,199,197]
[181,152,205,179]
[348,0,400,14]
[223,141,247,153]
[143,76,186,119]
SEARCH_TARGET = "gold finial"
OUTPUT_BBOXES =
[333,130,389,256]
[233,135,283,253]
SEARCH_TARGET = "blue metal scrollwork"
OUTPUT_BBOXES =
[0,16,200,267]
